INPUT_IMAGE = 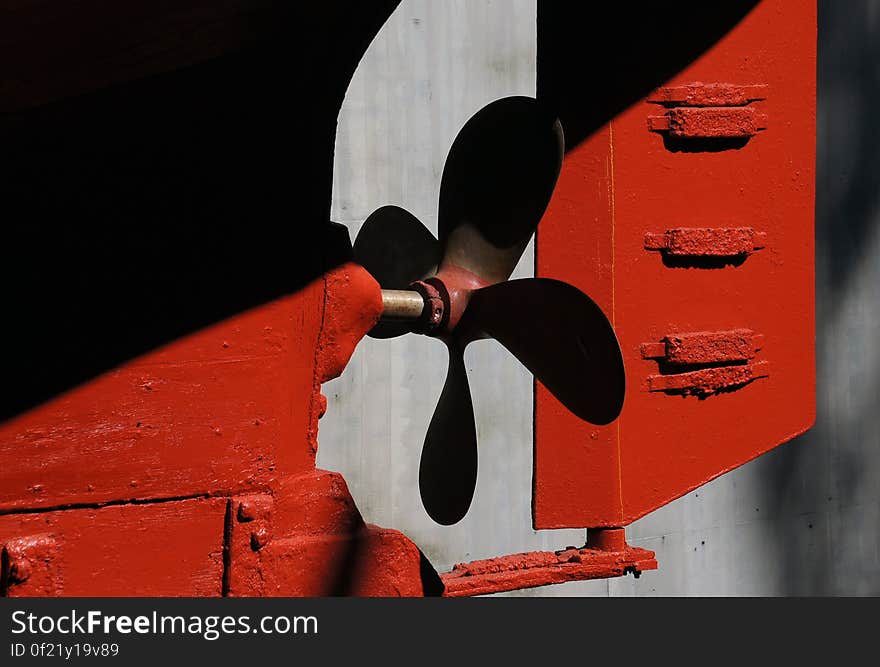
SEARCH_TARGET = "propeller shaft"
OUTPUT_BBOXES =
[380,289,425,320]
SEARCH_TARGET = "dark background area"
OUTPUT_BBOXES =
[0,2,400,421]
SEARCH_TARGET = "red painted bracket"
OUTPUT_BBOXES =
[647,83,768,107]
[646,361,770,396]
[641,329,764,365]
[641,329,769,396]
[644,227,767,258]
[647,82,769,139]
[440,533,657,597]
[648,107,767,138]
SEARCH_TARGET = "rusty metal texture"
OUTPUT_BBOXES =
[441,541,657,597]
[647,82,769,139]
[644,227,767,257]
[648,106,768,138]
[409,279,446,333]
[641,329,764,365]
[646,361,770,397]
[642,330,768,396]
[647,82,768,106]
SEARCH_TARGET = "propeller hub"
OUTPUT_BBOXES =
[407,279,445,334]
[414,265,490,339]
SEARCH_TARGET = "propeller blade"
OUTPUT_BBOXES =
[353,205,442,338]
[462,278,625,425]
[438,96,564,285]
[419,342,478,525]
[354,205,440,288]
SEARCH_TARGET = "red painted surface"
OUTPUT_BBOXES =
[586,527,628,552]
[641,329,763,365]
[0,498,227,596]
[646,362,771,397]
[647,82,769,139]
[535,0,816,528]
[0,261,380,513]
[1,534,59,597]
[0,262,432,596]
[648,106,768,139]
[646,83,768,107]
[644,228,766,257]
[441,542,656,597]
[227,469,431,597]
[0,284,324,513]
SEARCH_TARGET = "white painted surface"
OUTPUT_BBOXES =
[319,0,590,588]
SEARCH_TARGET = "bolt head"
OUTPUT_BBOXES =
[237,500,257,522]
[250,526,270,551]
[9,558,32,583]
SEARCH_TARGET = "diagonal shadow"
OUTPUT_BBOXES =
[538,2,760,152]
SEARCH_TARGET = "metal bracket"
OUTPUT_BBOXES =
[648,106,768,139]
[647,83,768,107]
[647,82,768,140]
[646,362,770,396]
[644,227,767,258]
[641,329,764,365]
[642,329,769,396]
[440,529,656,597]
